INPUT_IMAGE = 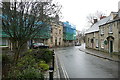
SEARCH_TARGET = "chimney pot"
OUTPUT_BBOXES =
[100,16,106,20]
[93,19,98,23]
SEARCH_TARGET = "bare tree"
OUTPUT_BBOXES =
[86,13,96,25]
[86,11,106,25]
[1,0,61,63]
[95,10,106,20]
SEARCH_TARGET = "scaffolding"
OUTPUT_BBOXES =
[35,25,51,39]
[63,22,76,40]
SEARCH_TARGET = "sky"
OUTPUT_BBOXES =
[1,0,120,31]
[55,0,120,31]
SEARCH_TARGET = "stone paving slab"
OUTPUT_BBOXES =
[79,44,119,62]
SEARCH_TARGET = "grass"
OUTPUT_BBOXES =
[0,45,8,46]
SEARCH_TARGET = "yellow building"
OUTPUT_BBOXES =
[45,22,63,47]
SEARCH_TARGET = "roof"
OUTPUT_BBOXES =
[100,11,120,26]
[100,18,120,27]
[85,16,110,34]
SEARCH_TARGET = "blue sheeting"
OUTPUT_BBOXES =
[63,22,76,34]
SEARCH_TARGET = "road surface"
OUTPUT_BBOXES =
[54,46,118,78]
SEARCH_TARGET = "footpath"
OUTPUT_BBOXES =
[44,50,63,79]
[79,44,120,62]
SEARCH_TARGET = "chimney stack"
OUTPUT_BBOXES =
[100,16,106,20]
[93,19,98,23]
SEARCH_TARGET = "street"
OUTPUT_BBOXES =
[54,46,118,78]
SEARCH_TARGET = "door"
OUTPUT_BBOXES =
[55,37,57,46]
[109,41,113,53]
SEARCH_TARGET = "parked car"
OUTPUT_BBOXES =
[75,43,81,46]
[30,43,49,49]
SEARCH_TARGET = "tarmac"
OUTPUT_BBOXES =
[45,44,120,79]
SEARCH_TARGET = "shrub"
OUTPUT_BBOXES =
[21,49,53,63]
[34,49,53,63]
[38,61,49,71]
[17,55,37,70]
[7,66,44,79]
[6,54,45,79]
[2,54,13,65]
[4,49,53,79]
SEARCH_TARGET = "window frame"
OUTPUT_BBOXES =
[109,24,113,33]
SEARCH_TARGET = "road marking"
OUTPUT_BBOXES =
[56,54,70,80]
[55,53,60,78]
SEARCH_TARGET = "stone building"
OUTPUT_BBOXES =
[85,10,120,53]
[47,22,63,47]
[99,11,120,53]
[85,17,110,50]
[75,30,81,44]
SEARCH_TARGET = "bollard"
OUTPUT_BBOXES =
[52,50,55,71]
[49,67,54,80]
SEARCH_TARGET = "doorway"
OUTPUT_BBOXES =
[109,40,113,53]
[55,37,57,46]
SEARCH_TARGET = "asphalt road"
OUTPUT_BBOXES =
[54,46,118,78]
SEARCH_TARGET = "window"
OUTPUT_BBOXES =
[101,40,104,48]
[93,33,95,37]
[109,24,112,33]
[100,28,104,34]
[51,37,53,43]
[59,29,61,34]
[88,38,89,43]
[59,38,61,42]
[2,39,8,46]
[51,28,53,33]
[91,39,94,43]
[55,28,57,35]
[59,42,60,45]
[96,39,98,48]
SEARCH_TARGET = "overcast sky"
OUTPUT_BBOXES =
[55,0,120,31]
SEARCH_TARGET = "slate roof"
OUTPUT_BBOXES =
[85,16,111,34]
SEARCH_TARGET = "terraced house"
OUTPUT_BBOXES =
[99,11,120,53]
[85,9,120,54]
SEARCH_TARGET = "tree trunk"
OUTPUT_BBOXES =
[12,41,20,64]
[10,39,28,65]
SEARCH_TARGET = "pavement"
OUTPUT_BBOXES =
[79,43,120,62]
[44,50,61,79]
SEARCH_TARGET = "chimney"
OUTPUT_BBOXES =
[55,15,59,21]
[93,19,98,23]
[100,16,106,20]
